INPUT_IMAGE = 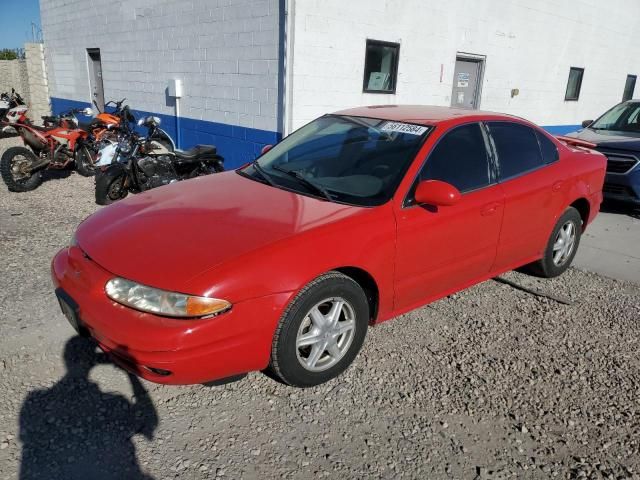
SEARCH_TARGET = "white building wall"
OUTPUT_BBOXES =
[40,0,281,150]
[286,0,640,132]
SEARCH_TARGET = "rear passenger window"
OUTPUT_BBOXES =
[536,131,559,164]
[420,123,491,193]
[488,122,544,179]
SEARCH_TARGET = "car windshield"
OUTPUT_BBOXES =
[589,102,640,133]
[239,115,431,206]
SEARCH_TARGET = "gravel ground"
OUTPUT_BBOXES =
[1,137,639,479]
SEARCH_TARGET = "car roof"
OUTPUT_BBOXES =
[333,105,526,126]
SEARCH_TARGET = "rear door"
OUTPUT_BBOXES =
[394,123,504,310]
[487,122,567,270]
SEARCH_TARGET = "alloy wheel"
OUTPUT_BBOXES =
[552,220,576,266]
[295,297,356,372]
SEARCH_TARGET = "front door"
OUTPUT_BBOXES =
[394,123,504,311]
[451,56,484,109]
[87,48,105,111]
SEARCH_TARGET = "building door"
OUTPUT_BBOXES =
[451,55,484,109]
[87,48,105,111]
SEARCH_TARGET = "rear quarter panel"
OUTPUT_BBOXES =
[558,142,607,227]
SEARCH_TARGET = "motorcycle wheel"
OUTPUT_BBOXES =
[95,171,128,205]
[75,145,96,177]
[0,146,43,192]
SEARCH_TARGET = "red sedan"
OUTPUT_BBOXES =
[52,106,606,387]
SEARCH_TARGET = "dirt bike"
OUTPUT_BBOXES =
[95,115,223,205]
[0,107,96,191]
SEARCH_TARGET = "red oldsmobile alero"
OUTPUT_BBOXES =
[52,106,606,387]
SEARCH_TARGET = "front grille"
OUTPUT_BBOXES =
[603,183,638,198]
[604,154,639,174]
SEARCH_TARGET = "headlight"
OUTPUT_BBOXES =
[105,277,231,318]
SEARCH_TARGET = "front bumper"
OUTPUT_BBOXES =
[603,169,640,205]
[51,246,291,384]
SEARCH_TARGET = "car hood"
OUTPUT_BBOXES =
[568,128,640,151]
[77,171,363,292]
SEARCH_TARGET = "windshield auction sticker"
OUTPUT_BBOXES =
[381,122,428,136]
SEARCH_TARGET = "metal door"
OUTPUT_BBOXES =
[451,57,483,109]
[87,48,105,111]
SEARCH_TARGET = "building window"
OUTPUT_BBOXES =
[623,75,637,101]
[565,67,584,101]
[363,40,400,94]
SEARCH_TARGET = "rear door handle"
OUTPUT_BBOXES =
[480,202,502,216]
[552,181,563,192]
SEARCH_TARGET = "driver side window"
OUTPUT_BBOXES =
[419,123,492,193]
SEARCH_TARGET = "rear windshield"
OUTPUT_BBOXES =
[240,115,431,206]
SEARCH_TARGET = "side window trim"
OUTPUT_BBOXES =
[486,121,552,183]
[402,121,496,208]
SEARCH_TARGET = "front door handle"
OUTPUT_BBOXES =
[552,181,563,192]
[480,202,501,216]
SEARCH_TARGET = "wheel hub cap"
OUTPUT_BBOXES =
[295,297,356,372]
[552,220,576,266]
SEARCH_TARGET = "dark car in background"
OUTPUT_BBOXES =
[568,101,640,205]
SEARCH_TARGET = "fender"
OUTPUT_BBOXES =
[102,162,126,178]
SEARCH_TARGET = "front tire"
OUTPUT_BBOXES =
[95,170,128,205]
[75,145,96,177]
[525,206,582,278]
[268,271,369,388]
[0,146,43,192]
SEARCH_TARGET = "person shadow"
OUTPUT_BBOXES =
[18,336,158,480]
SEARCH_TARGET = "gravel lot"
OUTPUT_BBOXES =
[1,136,639,479]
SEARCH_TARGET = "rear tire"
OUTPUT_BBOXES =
[524,207,582,278]
[75,145,96,177]
[95,170,128,205]
[0,146,42,192]
[268,271,369,388]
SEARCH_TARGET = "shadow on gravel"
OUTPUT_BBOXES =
[40,169,74,184]
[600,199,640,219]
[18,336,158,480]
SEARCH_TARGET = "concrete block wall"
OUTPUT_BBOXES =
[40,0,282,167]
[24,43,51,120]
[0,59,29,100]
[287,0,640,134]
[0,44,51,120]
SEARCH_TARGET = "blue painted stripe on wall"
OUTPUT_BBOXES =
[50,97,281,169]
[542,125,581,135]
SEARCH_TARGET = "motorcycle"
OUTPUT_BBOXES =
[89,98,136,141]
[0,106,95,191]
[0,88,26,123]
[94,115,224,205]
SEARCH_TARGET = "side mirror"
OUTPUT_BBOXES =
[581,120,593,128]
[414,180,461,206]
[261,144,273,155]
[83,107,94,116]
[151,116,161,125]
